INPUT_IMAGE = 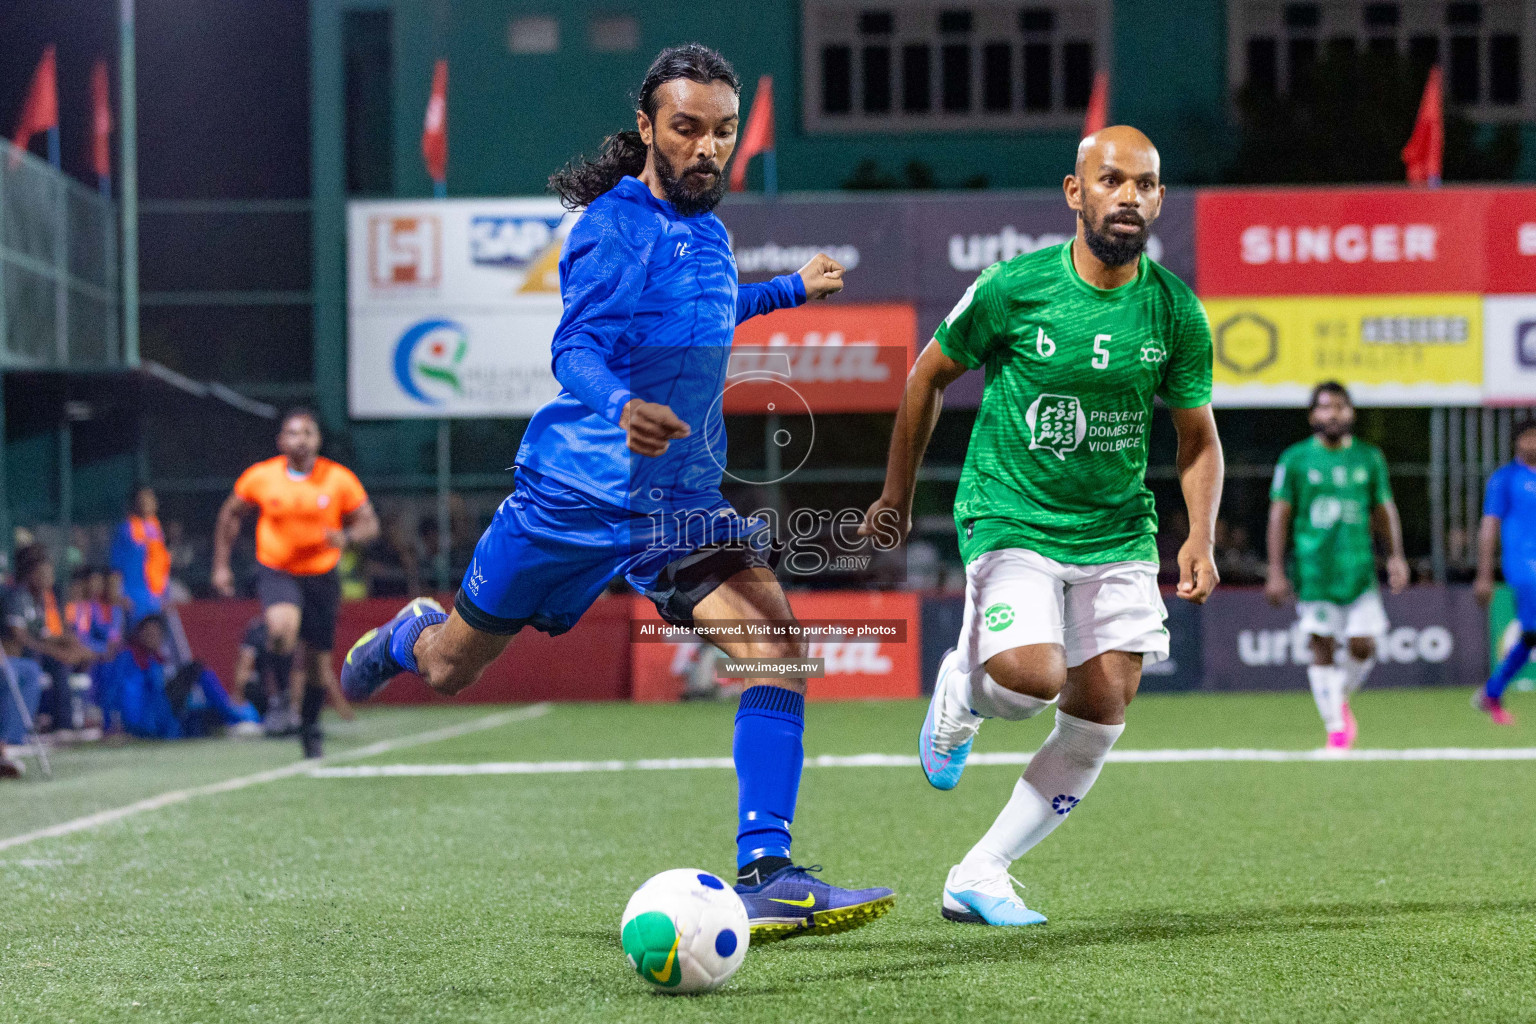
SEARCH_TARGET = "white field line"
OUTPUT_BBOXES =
[0,704,550,853]
[308,745,1536,779]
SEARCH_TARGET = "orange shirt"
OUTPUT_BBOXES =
[128,515,171,597]
[233,456,368,576]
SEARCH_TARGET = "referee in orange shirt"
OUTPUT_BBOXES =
[212,408,379,757]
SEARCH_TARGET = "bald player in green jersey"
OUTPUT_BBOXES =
[1266,381,1409,750]
[861,127,1224,926]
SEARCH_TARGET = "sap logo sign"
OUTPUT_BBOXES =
[1516,321,1536,368]
[470,216,562,266]
[1237,625,1452,666]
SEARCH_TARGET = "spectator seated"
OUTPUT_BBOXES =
[97,615,259,740]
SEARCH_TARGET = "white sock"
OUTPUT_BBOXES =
[1339,653,1374,696]
[957,710,1124,876]
[962,669,1054,721]
[1308,665,1347,732]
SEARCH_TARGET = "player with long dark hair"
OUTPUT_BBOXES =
[341,44,894,941]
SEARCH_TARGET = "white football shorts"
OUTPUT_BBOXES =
[955,547,1169,672]
[1296,590,1388,642]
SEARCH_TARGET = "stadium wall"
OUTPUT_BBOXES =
[177,586,1489,703]
[378,0,1230,197]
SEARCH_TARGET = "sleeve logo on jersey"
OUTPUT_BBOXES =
[1024,394,1087,461]
[1139,341,1168,365]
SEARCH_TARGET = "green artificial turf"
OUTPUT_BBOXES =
[3,689,1536,1023]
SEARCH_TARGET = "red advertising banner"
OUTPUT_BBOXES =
[726,302,914,413]
[631,591,922,702]
[1485,188,1536,295]
[1196,187,1490,297]
[179,596,632,704]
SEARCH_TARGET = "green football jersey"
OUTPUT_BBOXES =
[936,242,1213,566]
[1270,436,1393,604]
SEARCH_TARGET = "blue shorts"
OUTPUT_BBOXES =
[454,469,773,636]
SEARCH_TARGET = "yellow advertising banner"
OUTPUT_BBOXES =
[1204,294,1483,407]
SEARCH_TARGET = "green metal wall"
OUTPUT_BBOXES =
[383,0,1232,198]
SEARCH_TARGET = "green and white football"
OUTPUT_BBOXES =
[620,868,749,994]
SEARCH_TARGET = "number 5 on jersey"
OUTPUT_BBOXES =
[1092,334,1111,370]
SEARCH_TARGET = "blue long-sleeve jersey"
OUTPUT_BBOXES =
[1484,460,1536,581]
[514,175,805,513]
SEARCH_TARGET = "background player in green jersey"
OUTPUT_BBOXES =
[861,127,1224,927]
[1266,382,1409,750]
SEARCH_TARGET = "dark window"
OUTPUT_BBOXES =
[1446,3,1481,27]
[941,43,972,111]
[1248,37,1278,93]
[1326,36,1355,61]
[1408,34,1440,73]
[938,10,973,33]
[1449,35,1479,103]
[982,42,1012,110]
[1022,41,1052,110]
[1287,36,1318,94]
[1019,8,1055,33]
[1363,3,1399,27]
[1367,37,1397,58]
[1284,3,1320,29]
[343,9,392,196]
[863,45,892,112]
[903,44,932,112]
[859,10,894,34]
[822,45,853,113]
[1063,41,1093,109]
[1489,34,1520,104]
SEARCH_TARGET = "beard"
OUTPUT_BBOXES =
[1080,205,1151,267]
[1313,419,1352,441]
[653,145,726,217]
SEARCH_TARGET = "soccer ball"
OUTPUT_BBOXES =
[620,868,749,994]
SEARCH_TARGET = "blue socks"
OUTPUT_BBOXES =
[389,609,448,674]
[1486,636,1533,702]
[733,685,805,869]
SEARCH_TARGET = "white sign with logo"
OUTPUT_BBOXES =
[1482,295,1536,405]
[347,197,575,418]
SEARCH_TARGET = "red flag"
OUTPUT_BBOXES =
[91,59,113,182]
[730,75,774,192]
[1081,71,1109,138]
[422,59,448,186]
[11,45,59,158]
[1402,65,1443,188]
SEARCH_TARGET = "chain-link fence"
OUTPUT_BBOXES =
[0,140,119,368]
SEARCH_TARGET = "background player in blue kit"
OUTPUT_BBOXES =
[340,44,895,941]
[1473,421,1536,725]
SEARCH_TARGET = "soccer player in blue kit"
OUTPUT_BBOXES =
[342,45,895,940]
[1473,420,1536,725]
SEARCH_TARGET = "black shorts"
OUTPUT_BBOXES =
[256,565,341,651]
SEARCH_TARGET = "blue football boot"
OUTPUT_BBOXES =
[920,648,983,790]
[941,865,1047,926]
[340,597,445,702]
[734,864,896,942]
